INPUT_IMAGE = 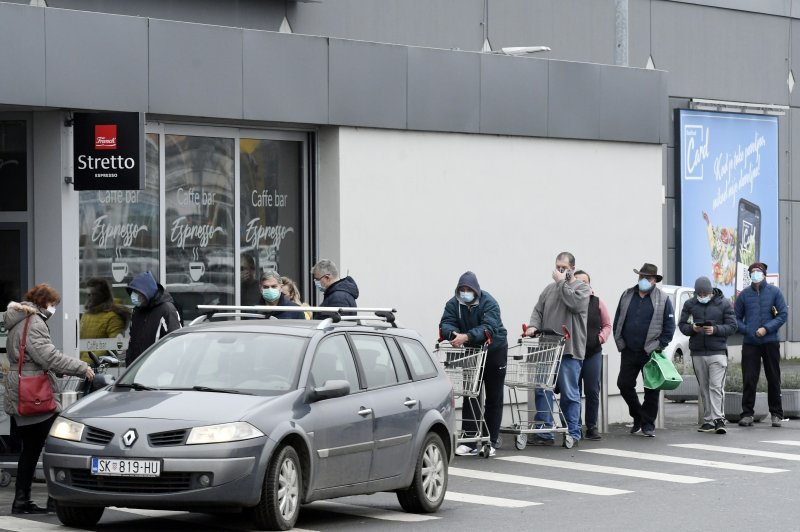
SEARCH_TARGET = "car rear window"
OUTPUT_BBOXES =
[396,337,438,380]
[119,331,307,395]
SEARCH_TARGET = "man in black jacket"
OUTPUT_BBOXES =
[126,271,182,365]
[311,259,359,319]
[678,276,737,434]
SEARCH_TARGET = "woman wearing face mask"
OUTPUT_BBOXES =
[678,276,737,434]
[3,284,95,514]
[258,271,304,319]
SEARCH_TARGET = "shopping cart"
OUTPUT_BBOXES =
[433,340,492,458]
[500,327,571,449]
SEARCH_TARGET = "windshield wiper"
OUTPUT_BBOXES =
[116,382,158,391]
[191,386,251,395]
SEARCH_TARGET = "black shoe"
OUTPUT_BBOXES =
[629,421,641,434]
[641,424,655,437]
[531,435,555,446]
[12,489,47,515]
[584,427,602,441]
[698,423,715,433]
[714,419,727,435]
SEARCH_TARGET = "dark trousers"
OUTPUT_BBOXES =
[462,342,508,447]
[15,415,56,494]
[617,349,660,426]
[741,342,783,417]
[580,351,603,429]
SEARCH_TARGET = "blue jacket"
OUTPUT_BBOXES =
[678,288,737,356]
[734,282,788,345]
[313,276,359,319]
[439,272,507,347]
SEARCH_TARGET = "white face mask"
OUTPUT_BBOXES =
[46,305,57,317]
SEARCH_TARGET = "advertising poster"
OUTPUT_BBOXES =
[678,109,779,302]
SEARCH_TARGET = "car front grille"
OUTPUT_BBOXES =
[148,429,187,446]
[84,427,114,446]
[68,469,193,493]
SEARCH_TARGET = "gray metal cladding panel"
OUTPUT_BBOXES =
[407,48,480,133]
[288,0,484,51]
[487,0,615,65]
[243,31,328,124]
[45,8,148,111]
[791,20,800,108]
[598,66,662,143]
[667,197,676,249]
[629,0,652,69]
[479,55,548,137]
[651,2,789,104]
[666,146,675,198]
[667,97,691,148]
[547,61,601,140]
[148,19,243,119]
[0,4,45,106]
[778,114,790,202]
[792,109,800,201]
[790,201,800,340]
[328,39,407,129]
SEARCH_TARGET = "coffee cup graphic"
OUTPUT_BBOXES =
[189,262,205,282]
[111,262,128,283]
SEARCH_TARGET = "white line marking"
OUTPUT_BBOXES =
[581,448,787,473]
[448,466,631,495]
[761,440,800,447]
[672,443,800,461]
[309,501,440,522]
[109,507,320,531]
[445,491,541,507]
[497,455,711,484]
[0,516,81,531]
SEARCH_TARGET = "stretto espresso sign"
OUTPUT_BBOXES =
[73,112,144,191]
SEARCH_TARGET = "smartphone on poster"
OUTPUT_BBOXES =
[735,198,761,294]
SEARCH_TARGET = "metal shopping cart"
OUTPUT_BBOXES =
[500,327,570,449]
[433,340,492,458]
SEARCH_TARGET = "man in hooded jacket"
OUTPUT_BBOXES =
[125,272,182,366]
[440,271,507,457]
[311,259,359,319]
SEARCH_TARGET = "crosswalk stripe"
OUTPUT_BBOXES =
[581,448,787,473]
[308,501,440,522]
[445,491,541,507]
[497,455,712,484]
[0,516,79,531]
[761,440,800,447]
[109,507,320,531]
[672,443,800,461]
[449,466,631,495]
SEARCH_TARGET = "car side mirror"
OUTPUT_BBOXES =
[309,380,350,402]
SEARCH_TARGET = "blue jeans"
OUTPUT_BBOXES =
[579,351,603,429]
[534,355,583,441]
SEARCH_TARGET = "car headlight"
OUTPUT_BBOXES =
[186,422,264,445]
[49,417,85,442]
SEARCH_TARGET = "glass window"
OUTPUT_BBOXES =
[309,335,360,392]
[239,139,303,305]
[0,121,27,211]
[165,135,235,322]
[397,338,438,380]
[386,337,411,383]
[351,334,399,388]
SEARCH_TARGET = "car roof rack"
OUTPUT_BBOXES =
[193,305,398,328]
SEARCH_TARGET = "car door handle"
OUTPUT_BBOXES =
[358,408,373,416]
[403,399,418,407]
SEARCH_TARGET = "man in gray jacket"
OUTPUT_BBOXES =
[524,252,590,447]
[613,263,675,437]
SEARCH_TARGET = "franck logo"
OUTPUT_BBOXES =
[122,429,138,447]
[95,124,117,150]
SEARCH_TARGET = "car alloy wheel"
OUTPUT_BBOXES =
[397,432,448,513]
[421,438,446,502]
[277,452,299,521]
[250,445,303,530]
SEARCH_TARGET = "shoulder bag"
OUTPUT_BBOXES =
[17,316,57,416]
[642,350,683,391]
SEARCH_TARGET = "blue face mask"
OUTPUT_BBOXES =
[638,278,653,292]
[459,290,475,304]
[750,271,764,284]
[697,295,711,304]
[262,287,280,302]
[130,292,142,307]
[314,279,324,292]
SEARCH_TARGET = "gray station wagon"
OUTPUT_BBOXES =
[44,307,455,530]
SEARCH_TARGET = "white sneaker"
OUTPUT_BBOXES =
[455,444,473,456]
[487,446,496,457]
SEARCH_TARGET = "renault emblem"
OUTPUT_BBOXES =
[122,429,138,448]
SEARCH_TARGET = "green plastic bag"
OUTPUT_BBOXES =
[642,351,683,390]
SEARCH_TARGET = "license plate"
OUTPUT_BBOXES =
[91,457,161,477]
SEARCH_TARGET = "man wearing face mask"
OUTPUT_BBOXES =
[613,263,675,437]
[523,252,591,448]
[258,271,304,319]
[125,272,182,366]
[311,259,359,319]
[734,262,788,428]
[678,276,737,434]
[440,271,507,457]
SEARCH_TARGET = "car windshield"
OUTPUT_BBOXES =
[118,331,308,396]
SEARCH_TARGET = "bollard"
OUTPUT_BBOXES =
[600,352,609,433]
[656,392,665,429]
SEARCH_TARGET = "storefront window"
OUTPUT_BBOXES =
[165,135,235,321]
[0,121,27,212]
[239,138,303,304]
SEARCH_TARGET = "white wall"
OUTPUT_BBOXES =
[322,127,664,422]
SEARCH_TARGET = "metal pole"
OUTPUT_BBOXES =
[600,352,609,433]
[656,391,665,429]
[615,0,629,67]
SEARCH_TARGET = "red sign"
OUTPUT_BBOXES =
[95,124,117,150]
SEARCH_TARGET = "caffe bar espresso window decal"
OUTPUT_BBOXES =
[73,112,145,191]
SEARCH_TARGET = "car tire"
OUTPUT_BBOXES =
[55,504,104,528]
[249,445,302,531]
[397,432,448,513]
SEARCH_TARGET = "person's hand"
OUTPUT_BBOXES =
[451,333,469,347]
[703,326,714,335]
[552,269,566,283]
[523,326,538,338]
[756,327,768,337]
[692,324,703,333]
[85,367,95,381]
